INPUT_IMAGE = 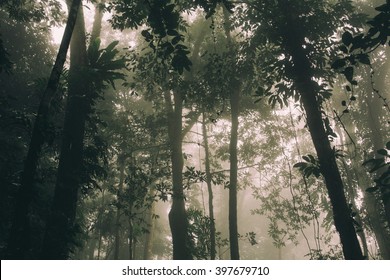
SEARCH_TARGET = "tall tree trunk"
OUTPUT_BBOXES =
[229,84,240,260]
[113,155,126,260]
[128,217,134,260]
[279,4,363,259]
[90,0,105,43]
[223,6,240,260]
[96,189,105,260]
[366,64,390,228]
[165,90,192,260]
[339,111,390,259]
[201,111,216,260]
[165,23,207,259]
[341,158,369,257]
[41,0,89,259]
[6,0,82,259]
[143,189,156,260]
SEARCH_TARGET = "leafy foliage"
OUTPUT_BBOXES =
[363,141,390,199]
[187,208,228,259]
[87,39,127,90]
[293,154,321,179]
[0,35,12,74]
[109,0,192,74]
[332,1,390,82]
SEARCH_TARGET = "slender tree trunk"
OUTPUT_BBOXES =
[366,83,390,228]
[340,112,390,259]
[6,0,82,259]
[165,90,192,260]
[113,155,126,260]
[165,24,208,259]
[41,0,89,259]
[229,84,240,260]
[90,0,105,43]
[222,6,240,260]
[96,189,105,260]
[201,111,216,260]
[143,189,156,260]
[279,4,363,259]
[128,217,134,260]
[341,158,369,257]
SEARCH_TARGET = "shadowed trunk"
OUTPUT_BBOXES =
[166,89,192,260]
[6,0,82,259]
[41,0,89,259]
[229,83,240,260]
[279,2,363,259]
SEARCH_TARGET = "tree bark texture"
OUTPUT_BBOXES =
[229,84,240,260]
[279,4,364,259]
[6,0,82,259]
[41,0,89,259]
[166,90,192,260]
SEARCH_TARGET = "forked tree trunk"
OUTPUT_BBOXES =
[41,0,89,259]
[6,0,82,259]
[279,5,363,259]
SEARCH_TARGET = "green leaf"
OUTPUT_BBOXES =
[375,3,389,12]
[377,149,388,156]
[343,66,354,83]
[293,162,306,168]
[342,31,353,46]
[167,29,180,36]
[366,186,379,193]
[331,59,346,69]
[358,54,370,65]
[386,141,390,150]
[339,45,348,53]
[171,35,181,45]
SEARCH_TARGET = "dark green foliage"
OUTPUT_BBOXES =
[332,1,390,82]
[293,155,321,179]
[0,8,56,257]
[109,0,192,74]
[0,35,12,74]
[87,39,127,91]
[187,208,227,259]
[0,0,65,23]
[363,141,390,198]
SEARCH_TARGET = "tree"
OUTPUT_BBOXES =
[41,0,126,258]
[6,0,82,259]
[242,0,364,259]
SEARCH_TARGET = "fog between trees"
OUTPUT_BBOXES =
[0,0,389,260]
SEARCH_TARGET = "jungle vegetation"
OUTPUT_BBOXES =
[0,0,389,260]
